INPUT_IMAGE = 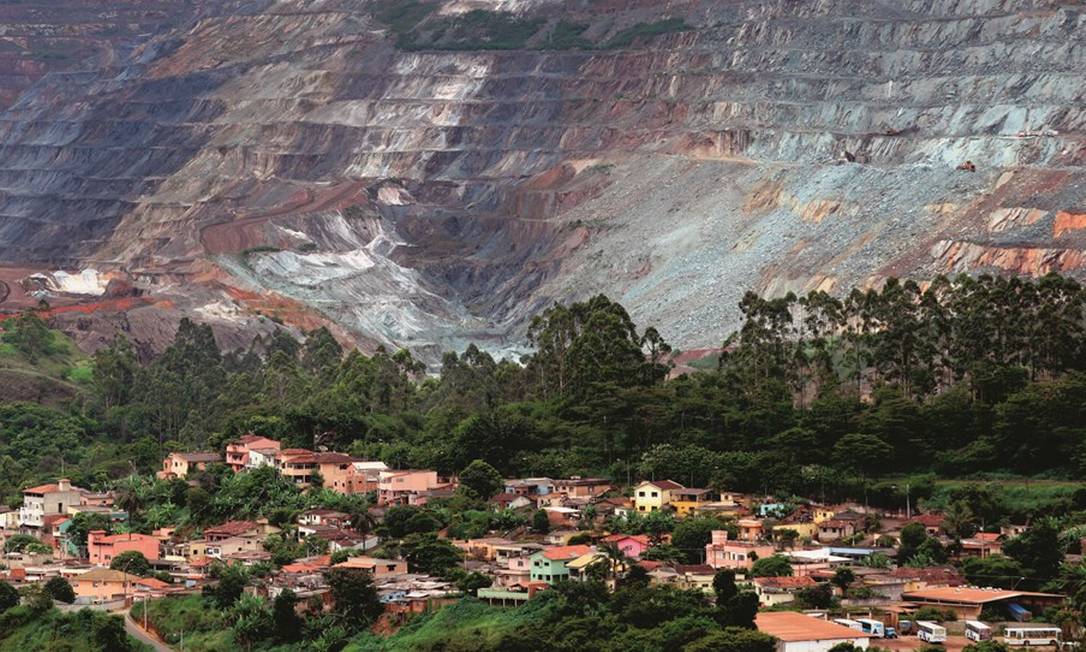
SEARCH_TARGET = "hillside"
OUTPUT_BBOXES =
[2,0,1086,361]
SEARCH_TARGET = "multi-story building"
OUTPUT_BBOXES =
[704,530,776,570]
[225,434,281,472]
[633,480,684,513]
[377,470,443,505]
[19,479,84,529]
[88,530,161,566]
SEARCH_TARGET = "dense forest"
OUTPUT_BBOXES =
[3,273,1086,514]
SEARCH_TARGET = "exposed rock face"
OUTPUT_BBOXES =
[3,0,1086,360]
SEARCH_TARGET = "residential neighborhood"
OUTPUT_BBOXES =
[0,435,1079,650]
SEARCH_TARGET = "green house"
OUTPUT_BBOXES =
[529,545,592,584]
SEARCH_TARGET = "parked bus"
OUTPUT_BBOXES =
[965,621,993,642]
[917,621,947,643]
[1004,627,1062,646]
[856,618,886,637]
[833,618,864,632]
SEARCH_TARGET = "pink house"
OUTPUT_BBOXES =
[378,470,443,505]
[602,534,651,559]
[704,530,775,570]
[88,530,161,565]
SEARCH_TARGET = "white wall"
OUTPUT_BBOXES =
[781,637,870,652]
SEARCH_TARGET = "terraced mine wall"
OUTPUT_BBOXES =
[2,0,1086,359]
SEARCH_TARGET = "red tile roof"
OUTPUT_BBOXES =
[757,612,867,642]
[643,480,685,491]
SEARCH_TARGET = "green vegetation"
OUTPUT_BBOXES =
[131,595,230,652]
[348,580,772,652]
[0,602,143,652]
[372,0,436,35]
[603,18,690,49]
[398,9,546,51]
[542,20,593,50]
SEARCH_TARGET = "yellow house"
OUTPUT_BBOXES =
[772,522,818,541]
[634,480,685,513]
[812,507,835,524]
[670,488,717,517]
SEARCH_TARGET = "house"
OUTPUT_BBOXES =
[157,452,221,480]
[674,564,716,593]
[378,470,443,505]
[633,480,684,513]
[529,545,593,584]
[205,536,264,560]
[593,496,632,519]
[79,492,115,508]
[88,531,160,566]
[225,434,281,472]
[345,461,390,494]
[313,453,358,494]
[704,530,775,571]
[247,448,280,470]
[753,576,819,607]
[817,519,857,543]
[204,520,276,542]
[19,479,85,529]
[960,533,1002,558]
[72,567,158,602]
[756,612,870,652]
[1001,523,1028,538]
[601,534,651,559]
[737,518,765,542]
[773,521,818,542]
[783,548,851,576]
[670,488,716,517]
[552,477,612,499]
[277,448,316,484]
[278,451,357,491]
[504,478,555,497]
[298,509,350,528]
[333,556,407,577]
[909,513,944,536]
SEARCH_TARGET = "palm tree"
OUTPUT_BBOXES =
[941,501,976,539]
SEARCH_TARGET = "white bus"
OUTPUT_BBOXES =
[833,618,864,632]
[1004,627,1062,646]
[965,620,992,642]
[917,621,947,643]
[856,618,886,637]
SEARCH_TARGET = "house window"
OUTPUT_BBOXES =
[638,491,645,497]
[651,492,658,498]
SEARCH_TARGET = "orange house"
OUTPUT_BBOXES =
[88,530,160,565]
[72,568,144,601]
[225,434,281,472]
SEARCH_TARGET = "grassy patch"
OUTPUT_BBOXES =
[133,595,232,652]
[347,599,543,651]
[65,359,94,385]
[603,18,690,49]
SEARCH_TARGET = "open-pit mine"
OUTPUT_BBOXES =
[2,0,1086,361]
